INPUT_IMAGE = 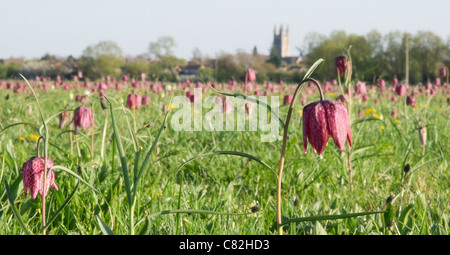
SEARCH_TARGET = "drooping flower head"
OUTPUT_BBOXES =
[246,68,256,83]
[355,82,367,95]
[439,67,447,78]
[22,157,58,199]
[302,100,352,155]
[335,56,346,76]
[73,106,95,131]
[283,94,293,105]
[406,95,416,107]
[435,77,441,86]
[395,84,406,96]
[127,94,142,110]
[142,96,150,105]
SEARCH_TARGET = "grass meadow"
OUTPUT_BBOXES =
[0,69,449,236]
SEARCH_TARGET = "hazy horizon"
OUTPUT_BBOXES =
[1,0,449,60]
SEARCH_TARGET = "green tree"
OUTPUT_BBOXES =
[122,61,149,78]
[148,37,187,80]
[78,41,124,79]
[267,44,282,68]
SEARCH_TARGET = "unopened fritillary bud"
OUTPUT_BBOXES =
[419,126,427,146]
[386,194,394,204]
[250,204,260,213]
[59,111,69,129]
[403,164,410,174]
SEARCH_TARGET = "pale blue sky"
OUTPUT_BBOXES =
[1,0,449,60]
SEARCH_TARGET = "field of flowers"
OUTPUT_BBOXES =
[0,58,448,235]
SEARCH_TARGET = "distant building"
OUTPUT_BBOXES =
[179,64,205,75]
[273,25,302,65]
[273,25,291,58]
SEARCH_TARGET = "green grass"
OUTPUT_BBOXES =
[0,78,449,235]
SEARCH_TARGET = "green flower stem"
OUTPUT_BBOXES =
[276,78,324,235]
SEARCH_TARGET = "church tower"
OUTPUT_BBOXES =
[273,25,290,58]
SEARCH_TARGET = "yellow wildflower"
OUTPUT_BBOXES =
[26,134,40,141]
[373,113,379,119]
[364,109,373,115]
[329,92,334,96]
[380,126,385,131]
[394,119,400,123]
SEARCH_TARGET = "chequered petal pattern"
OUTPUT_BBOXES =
[22,157,58,200]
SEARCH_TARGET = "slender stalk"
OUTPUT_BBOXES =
[91,103,95,159]
[133,108,136,134]
[36,136,48,234]
[276,78,324,235]
[70,131,73,155]
[91,124,94,158]
[101,111,108,160]
[344,50,353,191]
[75,133,81,157]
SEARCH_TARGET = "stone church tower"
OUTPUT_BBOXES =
[273,25,290,58]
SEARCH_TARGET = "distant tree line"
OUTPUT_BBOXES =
[1,30,449,84]
[303,30,450,84]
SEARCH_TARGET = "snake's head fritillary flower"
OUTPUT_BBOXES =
[335,56,346,76]
[142,96,150,106]
[73,106,95,131]
[22,157,58,199]
[395,84,406,96]
[439,67,447,78]
[391,109,398,119]
[406,95,416,107]
[302,100,352,155]
[127,94,142,110]
[355,82,367,95]
[283,94,293,105]
[393,77,398,86]
[378,79,386,89]
[245,83,253,92]
[246,68,256,83]
[435,77,441,86]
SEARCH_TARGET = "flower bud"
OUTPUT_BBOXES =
[418,126,427,147]
[59,111,69,129]
[403,163,410,174]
